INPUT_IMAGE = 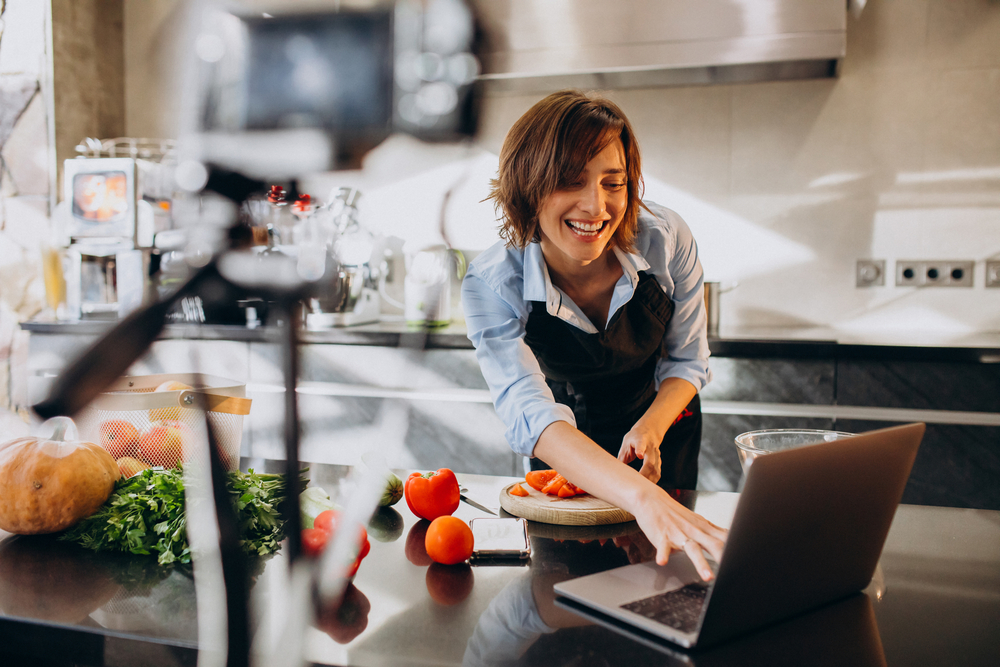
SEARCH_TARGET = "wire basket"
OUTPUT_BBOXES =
[76,373,251,473]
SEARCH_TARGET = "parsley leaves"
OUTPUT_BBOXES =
[60,467,306,565]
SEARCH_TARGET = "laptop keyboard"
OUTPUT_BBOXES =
[619,582,709,634]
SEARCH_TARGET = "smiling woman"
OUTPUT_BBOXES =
[462,90,726,580]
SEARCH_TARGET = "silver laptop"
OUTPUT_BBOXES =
[553,422,924,649]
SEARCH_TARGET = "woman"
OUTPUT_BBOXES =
[462,90,726,580]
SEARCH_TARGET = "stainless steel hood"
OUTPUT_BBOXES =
[471,0,847,92]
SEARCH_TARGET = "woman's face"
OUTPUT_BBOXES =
[537,138,628,269]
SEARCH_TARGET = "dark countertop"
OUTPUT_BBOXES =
[20,317,1000,362]
[1,461,998,667]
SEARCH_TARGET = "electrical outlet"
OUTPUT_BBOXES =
[986,260,1000,288]
[895,260,974,287]
[896,260,924,286]
[856,259,885,287]
[944,260,973,287]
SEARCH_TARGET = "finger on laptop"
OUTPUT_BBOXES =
[684,540,715,581]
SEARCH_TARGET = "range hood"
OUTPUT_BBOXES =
[471,0,847,92]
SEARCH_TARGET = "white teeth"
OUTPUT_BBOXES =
[566,220,603,235]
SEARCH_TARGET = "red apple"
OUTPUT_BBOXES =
[98,420,140,459]
[138,420,192,468]
[116,456,150,478]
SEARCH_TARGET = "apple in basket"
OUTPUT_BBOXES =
[138,420,194,468]
[98,420,140,459]
[148,380,194,422]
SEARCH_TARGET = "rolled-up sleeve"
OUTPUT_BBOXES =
[462,268,576,457]
[651,208,712,392]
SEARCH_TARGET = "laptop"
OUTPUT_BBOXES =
[553,422,924,650]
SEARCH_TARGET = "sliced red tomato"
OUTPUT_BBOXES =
[509,483,529,497]
[525,469,558,492]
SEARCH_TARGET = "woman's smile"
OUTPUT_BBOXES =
[537,138,628,268]
[564,218,607,238]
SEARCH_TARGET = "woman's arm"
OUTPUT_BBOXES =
[617,377,697,483]
[534,421,726,581]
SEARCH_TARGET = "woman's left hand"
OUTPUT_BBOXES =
[618,423,665,483]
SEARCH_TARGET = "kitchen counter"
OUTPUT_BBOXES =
[1,460,998,667]
[20,318,1000,361]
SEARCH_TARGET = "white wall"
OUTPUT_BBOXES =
[469,0,1000,335]
[125,0,1000,335]
[0,0,52,411]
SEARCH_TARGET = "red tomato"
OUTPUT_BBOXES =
[301,528,330,557]
[303,510,370,578]
[424,516,474,565]
[316,510,368,549]
[404,469,460,521]
[314,509,338,533]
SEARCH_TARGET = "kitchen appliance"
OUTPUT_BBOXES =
[304,187,382,329]
[62,140,176,319]
[402,245,466,328]
[472,0,847,92]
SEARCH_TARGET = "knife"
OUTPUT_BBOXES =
[459,486,498,515]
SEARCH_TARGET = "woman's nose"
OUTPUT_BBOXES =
[577,182,606,216]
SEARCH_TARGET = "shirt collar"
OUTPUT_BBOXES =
[523,243,549,303]
[613,246,649,289]
[525,241,650,303]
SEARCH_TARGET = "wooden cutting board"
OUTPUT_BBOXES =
[498,482,634,526]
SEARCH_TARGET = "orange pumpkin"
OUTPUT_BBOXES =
[0,417,120,535]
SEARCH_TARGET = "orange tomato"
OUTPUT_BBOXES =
[424,516,474,565]
[98,420,139,459]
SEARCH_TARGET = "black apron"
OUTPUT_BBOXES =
[523,270,701,491]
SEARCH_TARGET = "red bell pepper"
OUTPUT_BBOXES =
[404,468,460,520]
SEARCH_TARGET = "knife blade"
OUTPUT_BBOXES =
[459,487,497,515]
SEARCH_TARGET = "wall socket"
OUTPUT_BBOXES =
[856,259,885,287]
[895,260,974,287]
[987,260,1000,288]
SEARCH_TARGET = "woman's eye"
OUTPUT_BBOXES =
[605,182,626,190]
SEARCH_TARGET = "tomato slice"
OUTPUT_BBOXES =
[525,469,557,492]
[509,483,530,497]
[541,474,568,495]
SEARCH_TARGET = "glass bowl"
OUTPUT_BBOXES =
[734,429,855,475]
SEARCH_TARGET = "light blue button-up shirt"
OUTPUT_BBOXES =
[461,201,712,457]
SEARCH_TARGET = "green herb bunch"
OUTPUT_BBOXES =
[60,466,307,566]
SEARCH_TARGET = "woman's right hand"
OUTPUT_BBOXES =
[630,485,727,581]
[534,421,727,581]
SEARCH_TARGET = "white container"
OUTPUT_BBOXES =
[403,246,465,327]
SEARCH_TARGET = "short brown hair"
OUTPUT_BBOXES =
[488,90,646,252]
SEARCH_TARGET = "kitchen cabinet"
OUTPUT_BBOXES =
[19,321,1000,508]
[836,359,1000,510]
[699,354,1000,510]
